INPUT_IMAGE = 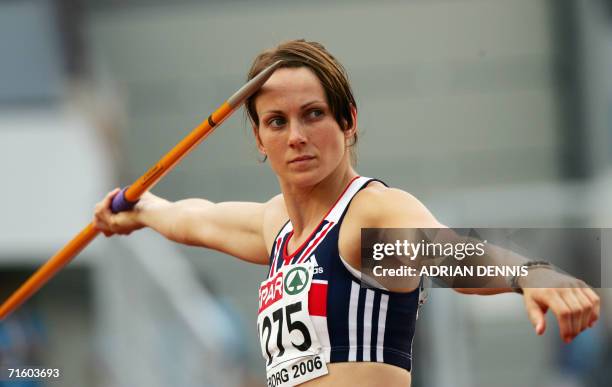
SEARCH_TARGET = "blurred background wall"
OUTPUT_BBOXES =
[0,0,611,386]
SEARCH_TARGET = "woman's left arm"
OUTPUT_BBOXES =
[361,186,600,343]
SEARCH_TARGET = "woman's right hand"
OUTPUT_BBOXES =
[93,188,147,237]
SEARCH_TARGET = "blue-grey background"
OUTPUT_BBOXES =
[0,0,611,386]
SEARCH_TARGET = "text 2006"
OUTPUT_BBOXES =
[292,356,323,378]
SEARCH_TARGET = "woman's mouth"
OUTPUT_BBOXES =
[289,155,315,165]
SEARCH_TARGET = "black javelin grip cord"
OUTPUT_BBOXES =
[0,60,283,320]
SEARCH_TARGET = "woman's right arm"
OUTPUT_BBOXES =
[93,188,270,265]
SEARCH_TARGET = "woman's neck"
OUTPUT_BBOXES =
[280,163,358,238]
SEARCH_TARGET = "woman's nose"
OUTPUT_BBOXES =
[287,122,307,146]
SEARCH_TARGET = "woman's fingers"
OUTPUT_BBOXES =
[541,285,599,342]
[572,287,593,335]
[93,188,121,234]
[562,289,585,340]
[581,286,600,327]
[524,274,599,343]
[103,188,121,209]
[523,293,547,335]
[547,292,574,342]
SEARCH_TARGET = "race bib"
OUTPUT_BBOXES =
[257,262,328,387]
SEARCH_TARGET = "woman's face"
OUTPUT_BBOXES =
[253,67,355,187]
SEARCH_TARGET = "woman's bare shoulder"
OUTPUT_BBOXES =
[348,183,442,228]
[262,194,289,247]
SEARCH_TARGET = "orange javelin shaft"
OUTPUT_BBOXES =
[0,61,282,320]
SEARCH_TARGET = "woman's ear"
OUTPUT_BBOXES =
[252,124,266,155]
[344,104,358,144]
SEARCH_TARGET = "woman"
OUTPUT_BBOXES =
[94,40,600,387]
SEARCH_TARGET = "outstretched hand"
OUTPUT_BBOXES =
[93,188,147,237]
[520,269,600,343]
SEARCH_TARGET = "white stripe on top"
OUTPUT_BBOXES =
[376,294,389,362]
[362,289,375,361]
[348,281,360,361]
[327,176,372,222]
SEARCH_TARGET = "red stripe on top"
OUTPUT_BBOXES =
[308,282,328,317]
[297,221,335,264]
[283,175,360,263]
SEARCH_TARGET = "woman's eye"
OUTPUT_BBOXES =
[267,117,286,128]
[307,109,324,119]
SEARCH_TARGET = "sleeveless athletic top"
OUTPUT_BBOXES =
[265,176,422,372]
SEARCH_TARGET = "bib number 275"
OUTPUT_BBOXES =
[260,301,312,365]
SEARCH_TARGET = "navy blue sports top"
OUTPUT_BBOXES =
[266,176,423,371]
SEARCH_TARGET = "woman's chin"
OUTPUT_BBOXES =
[283,169,324,188]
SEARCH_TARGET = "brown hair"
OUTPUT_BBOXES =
[245,39,358,164]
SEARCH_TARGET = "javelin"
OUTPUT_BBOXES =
[0,61,282,320]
